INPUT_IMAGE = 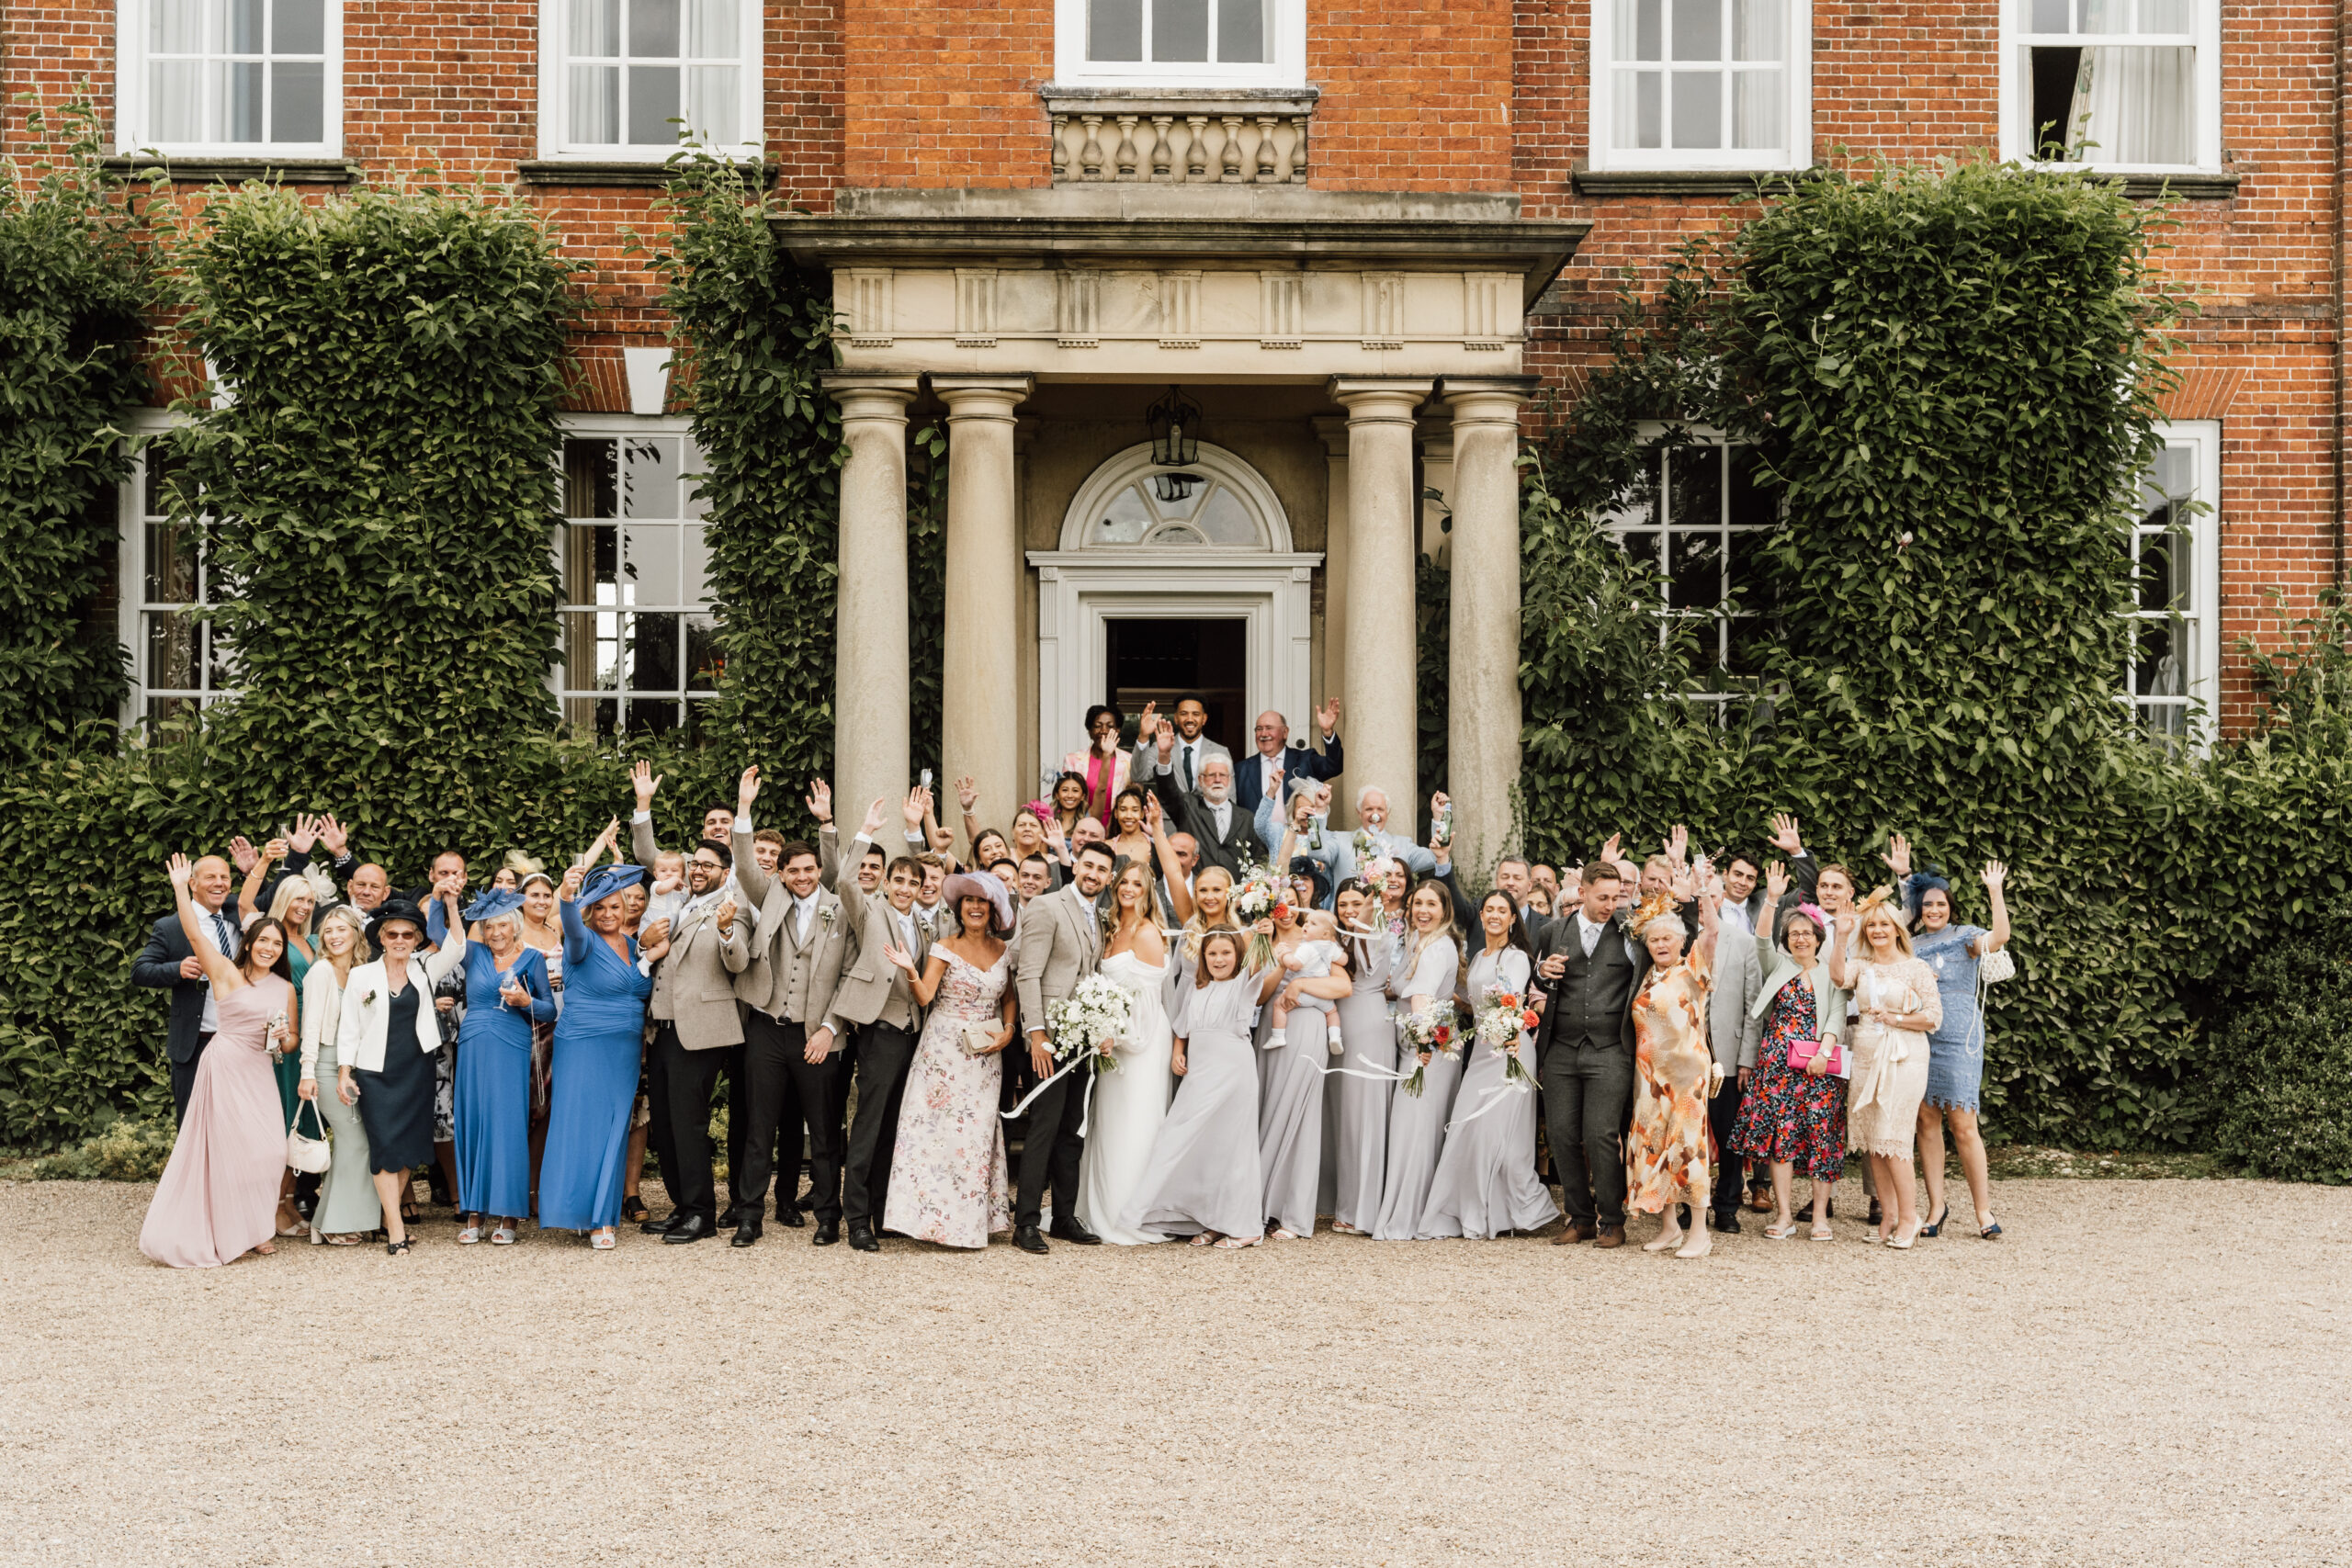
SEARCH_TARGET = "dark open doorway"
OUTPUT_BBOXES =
[1105,618,1246,758]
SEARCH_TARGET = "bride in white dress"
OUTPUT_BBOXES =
[1074,858,1175,1245]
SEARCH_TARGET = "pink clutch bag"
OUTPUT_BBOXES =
[1786,1038,1844,1075]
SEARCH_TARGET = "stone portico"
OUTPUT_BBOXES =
[785,186,1588,872]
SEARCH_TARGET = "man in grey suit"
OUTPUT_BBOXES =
[731,790,854,1248]
[1009,838,1117,1254]
[644,838,753,1244]
[1702,901,1765,1235]
[1130,693,1232,797]
[1144,731,1258,878]
[821,796,933,1253]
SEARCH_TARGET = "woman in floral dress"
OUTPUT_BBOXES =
[882,873,1018,1249]
[1623,869,1722,1258]
[1730,863,1851,1241]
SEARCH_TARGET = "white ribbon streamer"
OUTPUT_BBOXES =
[1319,1051,1414,1085]
[1444,1077,1533,1132]
[1000,1043,1112,1134]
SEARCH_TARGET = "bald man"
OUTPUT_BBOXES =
[1231,698,1344,819]
[132,852,243,1121]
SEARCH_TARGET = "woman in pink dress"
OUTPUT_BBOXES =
[140,852,300,1269]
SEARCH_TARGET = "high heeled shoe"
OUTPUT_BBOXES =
[1919,1203,1949,1238]
[1980,1220,2003,1240]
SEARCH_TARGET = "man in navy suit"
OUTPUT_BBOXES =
[130,853,242,1122]
[1232,699,1345,818]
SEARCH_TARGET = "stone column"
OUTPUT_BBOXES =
[933,375,1033,842]
[1443,376,1540,878]
[1311,415,1353,827]
[1329,378,1433,833]
[824,374,920,829]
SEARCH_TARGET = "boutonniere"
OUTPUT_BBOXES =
[819,904,838,931]
[360,989,379,1009]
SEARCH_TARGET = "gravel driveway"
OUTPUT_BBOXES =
[3,1176,2347,1566]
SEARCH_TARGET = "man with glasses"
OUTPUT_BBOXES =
[643,837,752,1244]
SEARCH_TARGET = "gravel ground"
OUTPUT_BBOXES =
[3,1176,2348,1568]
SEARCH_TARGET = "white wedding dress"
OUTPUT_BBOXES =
[1074,950,1176,1245]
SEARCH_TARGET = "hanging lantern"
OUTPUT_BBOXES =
[1145,383,1202,502]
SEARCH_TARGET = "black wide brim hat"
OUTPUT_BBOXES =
[368,897,430,944]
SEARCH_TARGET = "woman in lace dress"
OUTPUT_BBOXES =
[1075,858,1175,1245]
[1623,874,1724,1258]
[883,873,1018,1249]
[1833,898,1942,1248]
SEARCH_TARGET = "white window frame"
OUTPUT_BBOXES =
[115,412,242,727]
[1052,0,1306,88]
[553,414,720,741]
[113,0,343,158]
[1601,423,1782,716]
[535,0,764,163]
[1587,0,1813,173]
[2122,419,2221,747]
[1999,0,2222,174]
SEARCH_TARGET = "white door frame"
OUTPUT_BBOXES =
[1024,554,1321,795]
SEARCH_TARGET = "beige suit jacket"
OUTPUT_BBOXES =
[828,882,930,1033]
[731,823,851,1039]
[649,895,752,1048]
[1013,883,1101,1041]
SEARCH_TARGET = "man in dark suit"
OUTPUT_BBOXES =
[1527,862,1648,1249]
[1144,733,1258,878]
[131,853,242,1122]
[1231,700,1344,819]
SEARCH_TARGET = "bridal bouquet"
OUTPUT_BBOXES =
[1228,859,1289,968]
[1474,987,1540,1087]
[1396,1003,1457,1098]
[1048,974,1135,1077]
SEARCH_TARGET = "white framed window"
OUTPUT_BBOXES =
[556,418,718,740]
[536,0,763,162]
[1602,428,1781,716]
[2001,0,2220,172]
[1589,0,1811,171]
[2122,420,2220,744]
[114,0,341,156]
[1053,0,1306,87]
[116,423,238,726]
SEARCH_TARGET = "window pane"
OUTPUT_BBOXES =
[569,64,620,142]
[628,698,683,739]
[273,61,323,142]
[681,525,711,604]
[564,438,620,517]
[2031,0,2070,30]
[224,60,264,141]
[1154,0,1209,62]
[624,524,684,604]
[1726,445,1772,527]
[1668,530,1724,611]
[1725,614,1778,676]
[153,0,206,53]
[2132,615,2187,695]
[2140,0,2189,30]
[1195,487,1256,544]
[273,0,324,53]
[1670,0,1722,60]
[152,61,206,142]
[229,0,263,53]
[628,63,682,143]
[1216,0,1265,62]
[1620,530,1660,573]
[684,64,736,143]
[686,615,722,691]
[2136,531,2188,613]
[1731,68,1781,148]
[1618,0,1662,61]
[1726,530,1773,612]
[1730,0,1780,60]
[146,610,202,689]
[1666,445,1721,528]
[1090,485,1155,545]
[629,0,682,55]
[631,611,684,692]
[1670,69,1723,146]
[1617,69,1663,149]
[1089,0,1142,60]
[145,522,198,603]
[623,436,680,515]
[571,0,619,56]
[2073,46,2192,164]
[684,0,736,53]
[2081,0,2125,31]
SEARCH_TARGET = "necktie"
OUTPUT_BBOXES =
[1180,743,1194,793]
[213,912,235,958]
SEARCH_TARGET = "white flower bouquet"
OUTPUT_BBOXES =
[1229,858,1287,969]
[1047,974,1136,1076]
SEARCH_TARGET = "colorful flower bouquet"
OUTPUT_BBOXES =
[1474,987,1540,1087]
[1396,1003,1458,1098]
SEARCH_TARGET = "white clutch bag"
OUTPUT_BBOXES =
[961,1023,998,1056]
[1979,947,2016,985]
[286,1098,331,1174]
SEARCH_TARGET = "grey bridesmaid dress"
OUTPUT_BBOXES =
[1370,936,1462,1242]
[1120,968,1267,1241]
[1418,944,1560,1238]
[1328,926,1397,1234]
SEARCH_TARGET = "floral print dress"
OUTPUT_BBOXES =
[1626,955,1714,1213]
[1728,972,1847,1181]
[883,947,1014,1248]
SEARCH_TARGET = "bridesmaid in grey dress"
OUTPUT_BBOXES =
[1370,881,1464,1241]
[1329,878,1397,1235]
[1419,890,1561,1238]
[1121,928,1282,1248]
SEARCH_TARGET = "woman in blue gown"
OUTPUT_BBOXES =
[537,863,666,1248]
[453,887,556,1245]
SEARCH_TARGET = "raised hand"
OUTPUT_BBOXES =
[287,814,320,854]
[166,852,193,891]
[318,814,350,857]
[1145,791,1164,832]
[560,864,585,899]
[631,759,662,808]
[902,787,926,829]
[228,836,259,875]
[1769,812,1804,857]
[882,942,920,976]
[807,778,832,825]
[1044,816,1067,853]
[738,763,761,812]
[1157,721,1176,760]
[1316,695,1341,734]
[262,838,289,864]
[865,795,891,837]
[1887,831,1913,879]
[1982,860,2007,893]
[1136,699,1159,737]
[1764,860,1789,900]
[1669,863,1696,901]
[1599,832,1623,865]
[955,774,978,813]
[1666,824,1689,865]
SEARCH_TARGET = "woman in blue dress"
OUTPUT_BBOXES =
[1905,857,2011,1240]
[452,888,556,1246]
[537,863,666,1249]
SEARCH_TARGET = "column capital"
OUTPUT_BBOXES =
[1441,374,1542,422]
[931,374,1034,420]
[822,373,920,417]
[1328,377,1436,421]
[1310,413,1351,457]
[1416,413,1456,460]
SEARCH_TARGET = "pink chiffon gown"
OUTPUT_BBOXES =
[139,976,294,1269]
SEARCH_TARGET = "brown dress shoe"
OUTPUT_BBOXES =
[1592,1224,1626,1248]
[1553,1221,1597,1246]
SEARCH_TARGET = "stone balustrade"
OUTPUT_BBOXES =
[1041,88,1317,185]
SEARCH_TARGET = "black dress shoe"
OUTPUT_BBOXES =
[1013,1224,1049,1255]
[848,1222,879,1253]
[796,1190,817,1213]
[716,1204,743,1230]
[1047,1219,1102,1246]
[811,1219,841,1247]
[640,1211,681,1236]
[1711,1209,1743,1235]
[1866,1198,1883,1227]
[663,1214,714,1245]
[776,1204,805,1229]
[730,1222,763,1248]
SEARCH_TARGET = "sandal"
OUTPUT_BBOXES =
[1919,1203,1949,1239]
[490,1224,515,1246]
[621,1194,649,1223]
[1270,1227,1301,1242]
[323,1233,362,1247]
[1188,1233,1217,1247]
[1764,1221,1799,1241]
[1809,1224,1833,1242]
[1980,1220,2003,1240]
[1330,1221,1363,1235]
[458,1224,482,1246]
[1214,1234,1261,1249]
[590,1227,616,1250]
[386,1238,412,1257]
[252,1240,276,1257]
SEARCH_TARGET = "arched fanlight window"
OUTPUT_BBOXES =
[1082,469,1263,547]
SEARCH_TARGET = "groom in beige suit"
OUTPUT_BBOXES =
[1010,839,1117,1254]
[644,840,752,1244]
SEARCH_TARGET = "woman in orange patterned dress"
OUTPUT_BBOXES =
[1625,865,1724,1258]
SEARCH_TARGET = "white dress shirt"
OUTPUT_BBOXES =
[194,901,237,1033]
[791,890,818,945]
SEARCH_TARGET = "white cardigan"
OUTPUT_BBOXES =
[334,932,466,1074]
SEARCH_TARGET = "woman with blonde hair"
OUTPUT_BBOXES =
[298,905,380,1244]
[1370,878,1463,1241]
[1622,869,1724,1258]
[1074,857,1176,1246]
[241,846,321,1235]
[1833,894,1941,1247]
[1730,863,1850,1242]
